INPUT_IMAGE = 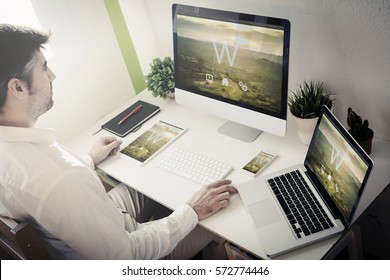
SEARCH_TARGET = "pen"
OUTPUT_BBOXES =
[118,104,143,125]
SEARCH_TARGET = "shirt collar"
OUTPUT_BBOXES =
[0,126,57,146]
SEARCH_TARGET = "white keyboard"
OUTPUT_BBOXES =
[156,147,233,185]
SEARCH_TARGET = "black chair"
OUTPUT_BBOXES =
[0,216,50,260]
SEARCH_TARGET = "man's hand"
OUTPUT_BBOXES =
[187,179,237,221]
[88,136,122,166]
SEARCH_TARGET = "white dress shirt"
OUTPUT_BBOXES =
[0,126,198,259]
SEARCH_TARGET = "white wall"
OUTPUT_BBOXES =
[119,0,160,76]
[142,0,390,141]
[31,0,136,143]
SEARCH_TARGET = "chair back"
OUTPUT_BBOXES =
[0,216,50,259]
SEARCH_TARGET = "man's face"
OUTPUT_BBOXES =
[26,50,56,120]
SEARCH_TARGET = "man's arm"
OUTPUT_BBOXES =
[36,167,198,259]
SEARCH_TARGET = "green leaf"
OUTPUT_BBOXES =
[145,56,175,97]
[288,80,333,118]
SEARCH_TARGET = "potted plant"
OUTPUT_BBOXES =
[288,80,334,145]
[145,56,175,99]
[347,107,374,154]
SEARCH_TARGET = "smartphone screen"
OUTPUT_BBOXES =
[242,151,277,177]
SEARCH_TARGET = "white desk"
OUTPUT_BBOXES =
[66,90,390,259]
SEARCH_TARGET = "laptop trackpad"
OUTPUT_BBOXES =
[248,199,282,228]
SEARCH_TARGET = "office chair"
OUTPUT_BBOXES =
[322,182,390,259]
[0,216,50,260]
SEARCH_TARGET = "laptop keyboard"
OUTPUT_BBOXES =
[267,170,334,239]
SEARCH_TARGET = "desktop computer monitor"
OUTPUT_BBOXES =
[172,4,291,142]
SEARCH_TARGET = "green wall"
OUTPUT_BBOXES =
[104,0,146,93]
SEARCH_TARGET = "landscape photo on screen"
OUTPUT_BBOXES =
[306,115,369,220]
[121,122,183,163]
[243,151,275,174]
[176,14,285,113]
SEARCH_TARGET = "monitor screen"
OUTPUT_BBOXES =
[172,4,291,141]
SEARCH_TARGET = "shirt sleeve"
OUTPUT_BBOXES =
[35,166,198,259]
[81,154,95,169]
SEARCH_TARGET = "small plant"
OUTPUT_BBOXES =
[347,107,373,142]
[288,80,333,118]
[145,56,175,99]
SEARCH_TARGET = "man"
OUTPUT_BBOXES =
[0,24,237,259]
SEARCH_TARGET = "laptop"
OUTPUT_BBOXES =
[238,106,373,257]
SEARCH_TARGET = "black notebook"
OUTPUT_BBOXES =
[101,100,160,137]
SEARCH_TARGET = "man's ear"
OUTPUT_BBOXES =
[7,78,28,100]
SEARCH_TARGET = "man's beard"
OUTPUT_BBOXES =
[28,86,54,121]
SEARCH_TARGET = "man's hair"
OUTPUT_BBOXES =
[0,24,50,109]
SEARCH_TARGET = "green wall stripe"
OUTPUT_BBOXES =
[104,0,146,93]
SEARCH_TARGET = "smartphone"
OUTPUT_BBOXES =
[242,150,277,177]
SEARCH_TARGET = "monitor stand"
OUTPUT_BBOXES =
[217,121,262,143]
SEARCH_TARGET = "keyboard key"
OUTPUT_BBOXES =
[276,194,291,215]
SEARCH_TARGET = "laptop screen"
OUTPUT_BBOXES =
[305,107,372,224]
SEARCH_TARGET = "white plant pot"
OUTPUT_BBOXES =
[167,92,175,99]
[291,104,335,145]
[292,116,319,145]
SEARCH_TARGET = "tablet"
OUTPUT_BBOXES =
[119,120,186,166]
